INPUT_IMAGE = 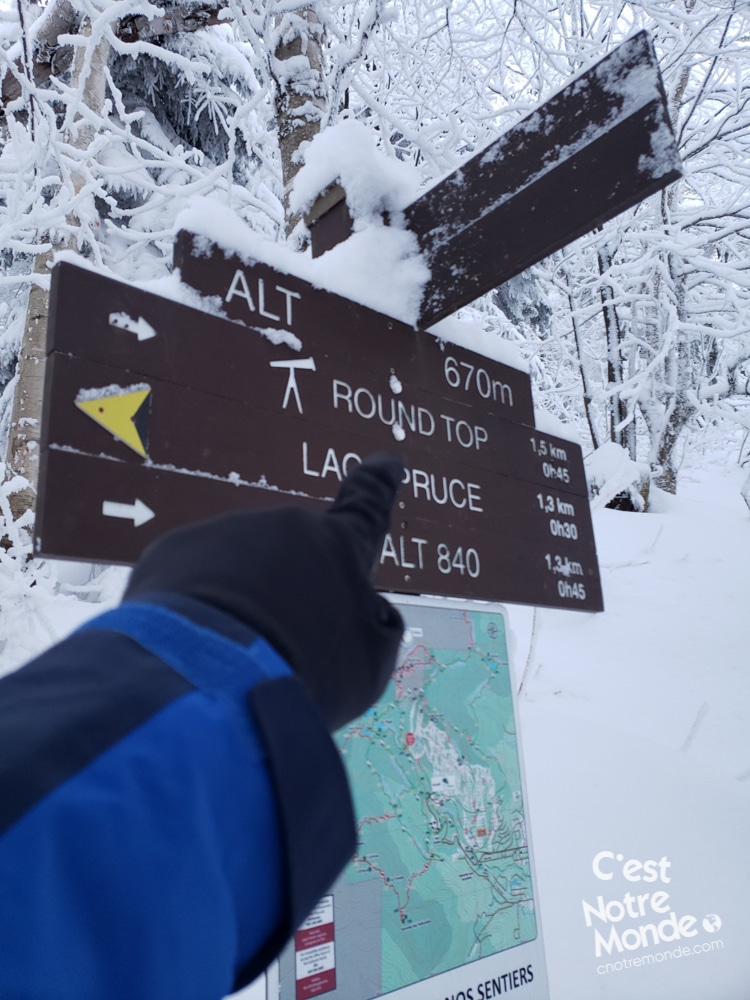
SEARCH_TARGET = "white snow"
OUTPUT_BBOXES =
[289,119,422,219]
[428,314,529,372]
[533,407,580,442]
[176,198,431,328]
[75,382,150,402]
[172,199,530,371]
[507,458,750,999]
[586,440,649,508]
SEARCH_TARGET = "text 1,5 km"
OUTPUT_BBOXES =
[529,435,569,462]
[531,436,571,484]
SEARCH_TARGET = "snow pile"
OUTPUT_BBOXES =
[533,407,581,443]
[428,314,529,372]
[510,459,750,999]
[176,198,430,328]
[0,468,127,677]
[586,440,650,508]
[289,119,422,220]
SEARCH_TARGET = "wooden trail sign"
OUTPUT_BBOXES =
[310,31,682,328]
[36,262,603,611]
[49,259,535,425]
[32,33,685,614]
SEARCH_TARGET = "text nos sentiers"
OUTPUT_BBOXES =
[440,963,534,1000]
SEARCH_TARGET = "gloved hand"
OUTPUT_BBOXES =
[123,453,405,731]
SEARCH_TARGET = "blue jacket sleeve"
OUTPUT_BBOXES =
[0,600,356,1000]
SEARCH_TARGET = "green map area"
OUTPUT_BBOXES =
[336,604,537,997]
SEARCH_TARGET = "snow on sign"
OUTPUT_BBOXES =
[36,262,602,611]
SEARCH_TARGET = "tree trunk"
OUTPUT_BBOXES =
[597,243,636,458]
[562,264,600,451]
[741,472,750,515]
[4,252,52,522]
[651,338,696,494]
[1,0,228,109]
[67,21,111,207]
[273,6,327,237]
[4,21,111,524]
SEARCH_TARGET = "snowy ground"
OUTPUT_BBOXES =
[1,457,748,999]
[509,457,750,1000]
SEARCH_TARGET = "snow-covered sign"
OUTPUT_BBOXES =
[36,261,603,611]
[32,32,684,615]
[309,30,681,329]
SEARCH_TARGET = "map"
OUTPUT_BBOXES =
[278,601,538,1000]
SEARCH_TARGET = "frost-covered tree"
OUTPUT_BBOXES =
[475,0,750,499]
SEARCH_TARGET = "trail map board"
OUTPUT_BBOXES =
[274,597,549,1000]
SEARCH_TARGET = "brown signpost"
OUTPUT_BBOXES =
[35,30,684,614]
[37,262,603,610]
[408,31,681,327]
[307,31,682,328]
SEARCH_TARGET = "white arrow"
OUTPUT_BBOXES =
[109,311,157,341]
[102,499,155,527]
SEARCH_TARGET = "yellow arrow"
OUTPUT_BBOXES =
[76,386,151,458]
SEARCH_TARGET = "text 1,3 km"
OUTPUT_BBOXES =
[443,355,514,407]
[545,553,588,600]
[536,493,576,517]
[545,553,584,577]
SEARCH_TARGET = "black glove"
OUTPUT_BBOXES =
[123,453,405,731]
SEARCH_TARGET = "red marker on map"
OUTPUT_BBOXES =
[406,733,415,747]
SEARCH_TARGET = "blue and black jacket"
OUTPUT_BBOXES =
[0,597,355,1000]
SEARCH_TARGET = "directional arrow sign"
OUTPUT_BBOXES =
[37,262,604,612]
[109,312,157,341]
[304,31,682,327]
[408,32,681,326]
[75,384,151,457]
[102,498,155,527]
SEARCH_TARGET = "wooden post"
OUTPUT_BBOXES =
[4,252,52,523]
[4,20,110,524]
